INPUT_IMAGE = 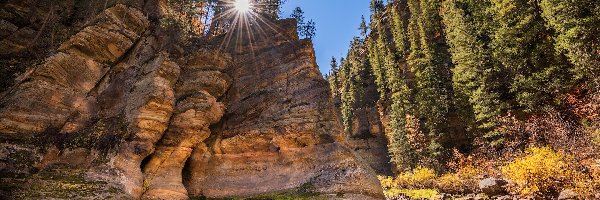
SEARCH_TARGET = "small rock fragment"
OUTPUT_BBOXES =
[558,189,578,200]
[479,178,508,196]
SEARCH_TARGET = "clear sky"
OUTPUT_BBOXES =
[280,0,371,75]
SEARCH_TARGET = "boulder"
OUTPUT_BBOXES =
[558,189,578,200]
[478,178,508,196]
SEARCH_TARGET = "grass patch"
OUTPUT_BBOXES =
[192,183,324,200]
[384,189,439,199]
[192,193,324,200]
[232,192,326,200]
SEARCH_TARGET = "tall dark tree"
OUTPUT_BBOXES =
[390,0,409,55]
[303,20,316,39]
[491,0,573,113]
[407,0,453,160]
[328,57,340,97]
[359,15,368,38]
[540,0,600,85]
[290,7,316,39]
[290,6,305,25]
[441,0,508,145]
[370,0,385,14]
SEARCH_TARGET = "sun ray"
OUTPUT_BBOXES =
[233,0,251,12]
[211,0,296,55]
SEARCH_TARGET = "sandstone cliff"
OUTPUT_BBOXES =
[0,1,383,199]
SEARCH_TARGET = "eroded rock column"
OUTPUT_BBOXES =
[141,50,232,200]
[112,53,181,198]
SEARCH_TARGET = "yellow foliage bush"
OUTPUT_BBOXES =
[411,167,436,185]
[437,165,480,193]
[377,175,396,189]
[394,167,437,189]
[572,162,600,197]
[502,147,584,196]
[457,165,478,179]
[381,165,481,195]
[384,189,439,199]
[393,172,412,188]
[437,173,462,192]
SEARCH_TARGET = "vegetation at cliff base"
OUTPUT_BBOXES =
[327,0,600,198]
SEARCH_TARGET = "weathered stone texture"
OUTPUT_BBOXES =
[183,20,384,199]
[0,4,149,135]
[0,4,384,200]
[141,50,232,200]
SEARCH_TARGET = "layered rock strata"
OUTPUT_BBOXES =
[141,50,232,199]
[0,4,149,135]
[182,19,383,199]
[0,3,384,199]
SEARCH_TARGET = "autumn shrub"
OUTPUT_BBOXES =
[590,166,600,192]
[393,171,412,189]
[379,168,439,199]
[570,161,600,198]
[377,175,396,189]
[384,189,439,199]
[591,127,600,145]
[437,165,479,194]
[437,173,462,193]
[379,162,482,195]
[393,167,437,189]
[411,167,437,187]
[502,147,584,196]
[435,149,482,193]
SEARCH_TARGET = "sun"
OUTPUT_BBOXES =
[233,0,251,13]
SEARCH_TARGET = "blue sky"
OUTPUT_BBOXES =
[280,0,371,75]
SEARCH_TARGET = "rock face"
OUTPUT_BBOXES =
[0,2,383,199]
[184,20,383,199]
[345,106,393,175]
[141,50,231,199]
[0,4,149,135]
[478,178,508,197]
[331,77,393,175]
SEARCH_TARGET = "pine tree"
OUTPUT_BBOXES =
[375,18,394,93]
[339,56,355,133]
[491,0,573,113]
[359,15,369,38]
[370,0,385,14]
[367,1,418,170]
[441,0,507,143]
[390,0,409,56]
[303,20,317,39]
[407,0,453,158]
[290,7,316,39]
[367,36,388,100]
[540,0,600,85]
[387,90,415,171]
[328,57,340,98]
[290,7,305,25]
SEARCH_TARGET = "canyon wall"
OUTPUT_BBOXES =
[0,1,383,199]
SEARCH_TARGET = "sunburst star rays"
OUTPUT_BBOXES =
[214,0,294,55]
